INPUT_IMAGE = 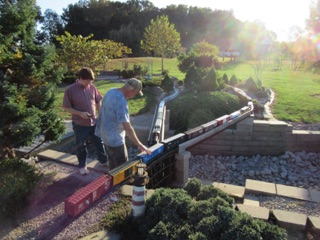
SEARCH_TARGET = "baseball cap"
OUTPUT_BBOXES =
[127,78,143,96]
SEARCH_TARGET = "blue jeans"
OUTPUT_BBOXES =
[72,122,108,168]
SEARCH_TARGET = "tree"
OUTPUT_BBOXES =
[0,0,66,159]
[161,74,174,93]
[37,9,64,45]
[190,40,219,56]
[141,15,181,71]
[202,67,219,92]
[55,31,132,74]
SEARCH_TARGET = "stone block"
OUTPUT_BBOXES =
[234,131,252,141]
[245,179,276,195]
[236,204,269,221]
[215,182,245,198]
[237,117,254,132]
[307,216,320,232]
[269,121,288,132]
[38,149,78,165]
[276,184,311,201]
[272,209,307,230]
[243,194,260,206]
[309,189,320,203]
[253,120,270,132]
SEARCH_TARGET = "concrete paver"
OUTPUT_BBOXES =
[243,194,260,206]
[214,182,245,198]
[272,209,307,230]
[308,216,320,231]
[276,184,311,201]
[38,149,78,165]
[236,204,269,221]
[245,179,276,195]
[309,189,320,203]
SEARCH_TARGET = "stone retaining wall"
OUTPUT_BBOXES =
[188,115,320,156]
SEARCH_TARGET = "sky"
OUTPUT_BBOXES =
[36,0,314,42]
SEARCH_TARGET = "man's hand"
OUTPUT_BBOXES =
[138,144,152,155]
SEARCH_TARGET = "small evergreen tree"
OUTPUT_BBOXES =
[184,65,201,88]
[161,74,174,93]
[229,74,238,86]
[223,73,229,84]
[202,67,219,92]
[0,0,66,159]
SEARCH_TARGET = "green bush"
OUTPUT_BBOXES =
[62,75,76,84]
[201,67,219,92]
[110,178,287,240]
[167,91,242,131]
[196,185,234,207]
[0,158,42,219]
[229,74,238,86]
[184,177,202,198]
[160,74,174,93]
[223,73,229,84]
[244,77,260,93]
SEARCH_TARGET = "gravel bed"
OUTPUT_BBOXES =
[259,195,320,217]
[188,151,320,220]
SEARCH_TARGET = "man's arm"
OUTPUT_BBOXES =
[63,107,91,119]
[122,122,151,155]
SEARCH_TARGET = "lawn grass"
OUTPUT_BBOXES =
[57,57,320,124]
[218,60,320,123]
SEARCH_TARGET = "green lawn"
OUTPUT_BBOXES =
[57,58,320,124]
[219,60,320,123]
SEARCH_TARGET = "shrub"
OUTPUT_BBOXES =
[201,67,219,92]
[0,158,42,219]
[112,178,287,240]
[62,75,76,84]
[160,74,174,93]
[223,73,229,84]
[229,74,238,86]
[167,91,242,131]
[195,215,220,239]
[244,77,260,93]
[184,65,201,88]
[184,177,202,198]
[141,188,192,234]
[196,185,234,207]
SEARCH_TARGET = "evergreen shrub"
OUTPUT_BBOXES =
[0,158,42,219]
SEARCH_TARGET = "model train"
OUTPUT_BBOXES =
[65,86,254,217]
[107,85,253,187]
[108,103,253,187]
[148,86,180,146]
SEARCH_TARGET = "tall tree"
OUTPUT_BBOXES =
[37,9,64,45]
[55,31,132,73]
[0,0,66,159]
[141,15,181,71]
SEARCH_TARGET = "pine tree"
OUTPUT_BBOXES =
[0,0,66,159]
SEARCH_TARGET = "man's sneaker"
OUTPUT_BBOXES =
[79,167,89,175]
